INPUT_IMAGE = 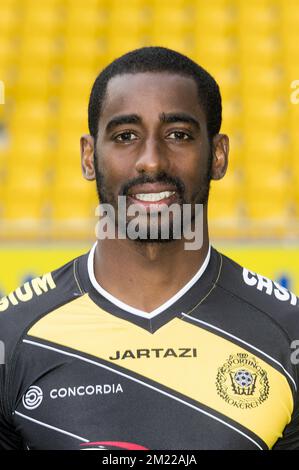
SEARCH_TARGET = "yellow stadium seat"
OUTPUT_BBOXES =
[64,5,107,38]
[51,167,97,239]
[291,143,299,187]
[3,194,46,221]
[285,62,299,89]
[3,166,48,225]
[213,66,241,93]
[0,0,18,5]
[221,98,242,133]
[60,68,96,96]
[153,7,194,35]
[0,38,18,68]
[245,188,291,220]
[195,36,237,67]
[0,4,19,35]
[18,37,63,67]
[9,101,57,133]
[289,101,299,140]
[194,0,236,34]
[7,132,53,163]
[280,0,299,28]
[21,5,64,36]
[21,0,64,6]
[62,36,104,67]
[108,3,149,35]
[103,35,148,62]
[241,67,285,100]
[243,131,290,159]
[5,154,49,181]
[239,31,282,66]
[52,191,95,221]
[12,67,61,101]
[245,166,291,199]
[153,0,193,8]
[56,98,88,129]
[209,168,242,219]
[238,2,280,35]
[242,104,289,135]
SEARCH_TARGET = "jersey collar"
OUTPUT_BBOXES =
[77,242,221,333]
[87,241,211,319]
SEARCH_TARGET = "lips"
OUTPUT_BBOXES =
[133,190,176,202]
[127,183,177,196]
[127,184,179,210]
[126,183,179,208]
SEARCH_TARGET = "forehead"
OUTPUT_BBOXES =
[100,72,204,122]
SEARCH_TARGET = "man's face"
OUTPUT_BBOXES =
[93,72,213,241]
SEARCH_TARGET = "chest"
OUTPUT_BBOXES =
[13,315,294,450]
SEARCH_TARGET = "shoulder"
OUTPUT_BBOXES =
[214,248,299,338]
[0,254,87,361]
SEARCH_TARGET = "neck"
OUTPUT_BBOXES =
[93,213,210,313]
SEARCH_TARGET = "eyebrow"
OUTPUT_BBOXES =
[160,112,200,130]
[105,112,200,133]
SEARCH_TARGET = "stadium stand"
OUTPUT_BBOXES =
[0,0,298,240]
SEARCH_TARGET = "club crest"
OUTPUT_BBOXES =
[216,353,270,409]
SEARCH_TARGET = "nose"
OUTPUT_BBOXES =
[135,137,169,175]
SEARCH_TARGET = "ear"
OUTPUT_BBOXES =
[210,134,229,180]
[80,134,96,181]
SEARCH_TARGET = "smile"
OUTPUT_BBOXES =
[132,191,176,202]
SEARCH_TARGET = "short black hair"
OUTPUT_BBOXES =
[88,46,222,142]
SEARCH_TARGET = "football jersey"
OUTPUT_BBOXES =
[0,244,299,450]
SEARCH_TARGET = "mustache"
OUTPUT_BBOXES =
[119,172,186,197]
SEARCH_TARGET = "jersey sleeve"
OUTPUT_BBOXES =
[272,397,299,449]
[0,364,24,449]
[216,252,299,450]
[0,257,85,450]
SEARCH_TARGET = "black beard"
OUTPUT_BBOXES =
[94,149,212,243]
[129,219,185,244]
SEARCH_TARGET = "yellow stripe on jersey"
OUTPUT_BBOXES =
[28,295,294,448]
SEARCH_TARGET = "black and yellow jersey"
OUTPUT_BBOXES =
[0,244,299,450]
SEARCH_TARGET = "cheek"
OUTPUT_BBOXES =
[190,144,211,179]
[98,152,132,190]
[179,154,203,183]
[179,156,210,196]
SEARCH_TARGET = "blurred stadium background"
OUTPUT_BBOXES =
[0,0,298,295]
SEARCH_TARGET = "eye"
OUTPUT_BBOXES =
[167,131,193,141]
[114,131,138,142]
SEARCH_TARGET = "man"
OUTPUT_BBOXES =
[0,47,298,450]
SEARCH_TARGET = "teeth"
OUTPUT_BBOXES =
[133,191,175,202]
